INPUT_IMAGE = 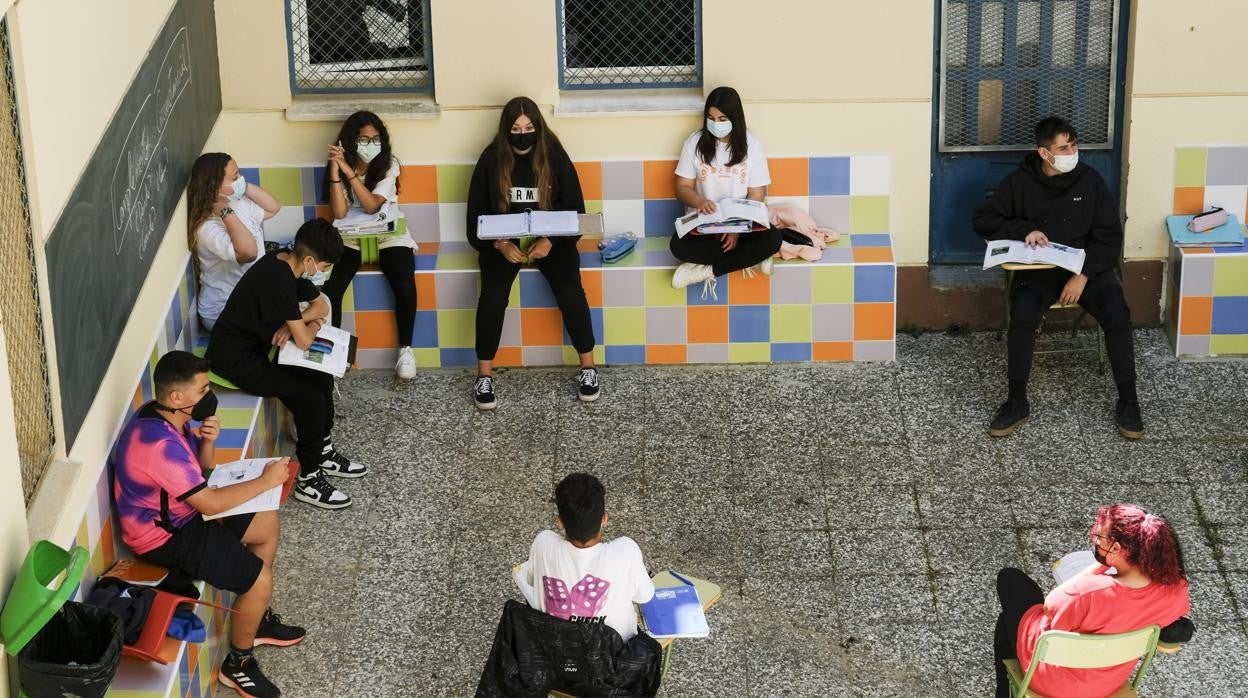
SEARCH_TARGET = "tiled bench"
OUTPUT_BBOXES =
[248,155,897,366]
[62,261,291,697]
[1165,146,1248,358]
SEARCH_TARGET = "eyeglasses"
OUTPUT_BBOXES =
[1089,532,1114,547]
[355,136,382,146]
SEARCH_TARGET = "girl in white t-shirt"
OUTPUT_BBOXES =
[670,86,782,293]
[187,153,281,331]
[321,111,419,380]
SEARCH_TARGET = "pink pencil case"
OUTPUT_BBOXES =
[1188,207,1228,233]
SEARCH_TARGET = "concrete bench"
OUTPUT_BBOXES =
[248,155,897,367]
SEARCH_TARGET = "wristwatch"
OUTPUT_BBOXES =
[219,207,234,220]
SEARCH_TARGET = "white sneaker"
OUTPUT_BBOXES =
[395,347,416,380]
[753,257,774,276]
[671,263,715,289]
[292,472,352,510]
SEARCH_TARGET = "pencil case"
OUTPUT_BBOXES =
[599,233,637,264]
[1188,207,1228,233]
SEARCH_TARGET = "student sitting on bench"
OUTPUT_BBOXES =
[112,350,304,698]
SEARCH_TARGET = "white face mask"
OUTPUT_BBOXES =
[1050,151,1078,174]
[228,175,247,201]
[303,259,328,286]
[706,118,732,139]
[357,142,382,163]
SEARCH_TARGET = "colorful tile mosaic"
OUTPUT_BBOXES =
[1166,146,1248,358]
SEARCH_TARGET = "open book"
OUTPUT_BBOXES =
[277,324,353,378]
[674,198,770,238]
[640,575,709,639]
[983,239,1086,275]
[201,458,282,521]
[477,211,604,239]
[333,201,402,237]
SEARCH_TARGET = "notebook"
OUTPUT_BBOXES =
[1166,213,1246,247]
[639,572,710,639]
[476,211,603,239]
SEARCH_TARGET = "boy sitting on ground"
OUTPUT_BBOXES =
[112,350,303,698]
[515,473,655,641]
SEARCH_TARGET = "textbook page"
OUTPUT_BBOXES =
[277,324,352,378]
[982,239,1086,275]
[334,201,399,235]
[476,212,530,240]
[674,198,770,237]
[202,458,282,521]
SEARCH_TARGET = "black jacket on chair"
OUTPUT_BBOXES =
[475,600,663,698]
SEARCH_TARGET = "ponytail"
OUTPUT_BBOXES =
[1097,504,1187,586]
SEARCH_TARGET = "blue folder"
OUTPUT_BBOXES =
[1165,213,1246,247]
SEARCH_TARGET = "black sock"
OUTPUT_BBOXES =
[1117,381,1138,405]
[1008,380,1027,403]
[228,644,253,663]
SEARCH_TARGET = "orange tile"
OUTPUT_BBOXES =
[577,238,601,252]
[727,269,771,305]
[355,310,399,349]
[214,448,243,466]
[574,162,603,200]
[768,158,809,196]
[314,204,333,222]
[1179,296,1213,335]
[397,164,438,204]
[132,384,144,411]
[687,306,729,343]
[643,160,679,200]
[1181,247,1214,255]
[852,246,894,263]
[854,302,895,340]
[647,344,688,364]
[582,270,603,307]
[415,272,437,310]
[521,308,565,345]
[494,346,523,367]
[1173,187,1205,215]
[99,517,116,570]
[813,341,854,361]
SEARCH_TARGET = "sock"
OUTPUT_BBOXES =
[228,644,253,664]
[1117,380,1138,405]
[1008,380,1027,403]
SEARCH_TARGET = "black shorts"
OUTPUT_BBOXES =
[142,513,262,594]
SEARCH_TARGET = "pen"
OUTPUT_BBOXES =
[668,569,694,587]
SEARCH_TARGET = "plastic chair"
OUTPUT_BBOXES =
[0,541,89,656]
[1001,262,1106,374]
[122,588,230,664]
[1002,624,1161,698]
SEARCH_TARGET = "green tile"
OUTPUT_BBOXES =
[585,200,604,215]
[1174,148,1208,187]
[728,342,770,363]
[850,196,890,233]
[259,167,304,206]
[413,348,441,367]
[644,237,670,251]
[437,309,476,348]
[436,252,479,270]
[603,308,646,344]
[827,233,852,248]
[1210,334,1248,355]
[216,407,255,429]
[771,305,813,342]
[811,266,853,303]
[644,269,686,306]
[341,284,355,313]
[562,346,605,365]
[1212,256,1248,295]
[437,164,475,203]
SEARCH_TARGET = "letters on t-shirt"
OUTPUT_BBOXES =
[509,187,539,204]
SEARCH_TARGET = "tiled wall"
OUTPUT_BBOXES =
[1166,146,1248,357]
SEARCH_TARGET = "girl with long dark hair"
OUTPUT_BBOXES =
[464,96,599,409]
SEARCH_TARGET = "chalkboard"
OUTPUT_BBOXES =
[44,0,221,448]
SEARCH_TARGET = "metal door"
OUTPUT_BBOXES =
[930,0,1129,263]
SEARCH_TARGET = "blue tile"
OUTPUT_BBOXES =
[643,199,685,237]
[210,427,249,449]
[440,347,478,367]
[412,310,439,347]
[729,305,770,343]
[351,273,395,311]
[303,205,319,223]
[310,166,329,204]
[854,265,895,303]
[646,249,680,266]
[771,342,812,362]
[687,281,726,305]
[519,271,558,308]
[580,252,603,268]
[565,307,604,345]
[1211,297,1248,334]
[414,252,438,271]
[605,344,647,364]
[849,233,893,247]
[809,157,850,195]
[239,167,261,190]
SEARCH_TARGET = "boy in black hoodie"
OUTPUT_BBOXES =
[973,116,1142,440]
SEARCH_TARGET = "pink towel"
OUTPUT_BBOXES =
[767,203,839,248]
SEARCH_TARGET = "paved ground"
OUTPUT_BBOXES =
[260,328,1248,697]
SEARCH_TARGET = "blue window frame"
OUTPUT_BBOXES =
[285,0,434,94]
[557,0,702,90]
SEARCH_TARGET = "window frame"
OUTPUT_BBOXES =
[556,0,703,91]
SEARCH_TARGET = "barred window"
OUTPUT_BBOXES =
[287,0,433,94]
[558,0,701,90]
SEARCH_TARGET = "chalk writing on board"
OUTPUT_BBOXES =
[110,26,192,255]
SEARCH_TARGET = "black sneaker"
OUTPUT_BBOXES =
[988,399,1030,437]
[292,471,352,510]
[474,376,497,410]
[319,449,368,478]
[253,608,306,648]
[577,368,601,402]
[1116,400,1145,440]
[220,653,280,698]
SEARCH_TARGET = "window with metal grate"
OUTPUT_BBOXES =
[558,0,701,90]
[286,0,433,94]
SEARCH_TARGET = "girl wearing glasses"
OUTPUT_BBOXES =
[993,504,1190,697]
[321,110,419,380]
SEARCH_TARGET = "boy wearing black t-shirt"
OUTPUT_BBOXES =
[208,219,367,510]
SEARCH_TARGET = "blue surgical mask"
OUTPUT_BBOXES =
[229,175,247,202]
[357,142,382,163]
[706,118,732,139]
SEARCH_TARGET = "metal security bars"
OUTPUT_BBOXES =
[558,0,701,89]
[286,0,433,94]
[939,0,1119,151]
[0,20,55,503]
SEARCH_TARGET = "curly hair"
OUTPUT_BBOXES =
[323,111,396,204]
[187,152,232,278]
[1096,504,1187,586]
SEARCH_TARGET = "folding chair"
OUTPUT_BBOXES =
[1002,624,1161,698]
[1001,262,1106,374]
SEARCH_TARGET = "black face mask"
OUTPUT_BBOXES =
[508,131,538,151]
[185,391,218,421]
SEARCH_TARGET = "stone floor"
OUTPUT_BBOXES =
[260,328,1248,697]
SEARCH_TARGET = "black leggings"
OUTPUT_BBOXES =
[229,363,334,478]
[475,242,595,361]
[321,245,417,346]
[668,227,783,276]
[1007,268,1136,386]
[994,568,1045,698]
